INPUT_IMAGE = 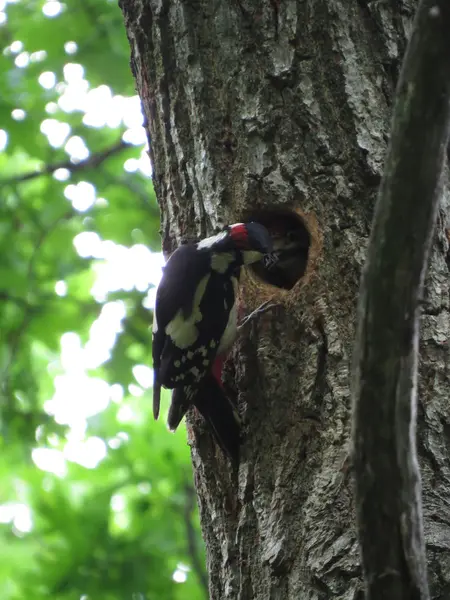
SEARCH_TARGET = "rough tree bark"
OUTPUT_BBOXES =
[353,2,450,599]
[119,1,450,598]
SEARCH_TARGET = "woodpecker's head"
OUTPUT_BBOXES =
[228,222,273,264]
[197,222,272,266]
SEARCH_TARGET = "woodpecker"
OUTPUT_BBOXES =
[152,222,272,462]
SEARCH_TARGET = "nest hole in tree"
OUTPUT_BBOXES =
[248,208,311,290]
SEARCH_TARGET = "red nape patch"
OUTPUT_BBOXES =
[212,356,225,388]
[229,223,248,246]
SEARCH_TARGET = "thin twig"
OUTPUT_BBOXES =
[27,210,74,286]
[238,299,279,330]
[0,140,132,186]
[352,2,450,599]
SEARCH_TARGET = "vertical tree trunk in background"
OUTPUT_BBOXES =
[353,3,450,598]
[120,1,450,598]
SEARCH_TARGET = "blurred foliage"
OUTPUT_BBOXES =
[0,1,206,599]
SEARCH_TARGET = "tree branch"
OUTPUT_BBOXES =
[352,2,450,600]
[0,139,132,185]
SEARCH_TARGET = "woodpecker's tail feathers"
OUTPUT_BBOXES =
[166,379,241,464]
[153,378,161,420]
[193,374,241,465]
[167,387,191,432]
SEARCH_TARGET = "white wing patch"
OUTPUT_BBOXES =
[242,250,263,265]
[165,273,210,349]
[218,276,239,355]
[197,230,228,249]
[211,251,235,274]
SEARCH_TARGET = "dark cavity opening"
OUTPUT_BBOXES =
[248,209,311,290]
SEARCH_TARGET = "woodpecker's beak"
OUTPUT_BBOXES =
[245,222,273,255]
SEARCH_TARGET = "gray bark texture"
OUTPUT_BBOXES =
[353,2,450,599]
[119,1,450,598]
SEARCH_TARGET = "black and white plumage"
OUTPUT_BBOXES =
[151,222,272,462]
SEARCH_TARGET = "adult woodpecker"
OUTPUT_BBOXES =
[152,222,272,462]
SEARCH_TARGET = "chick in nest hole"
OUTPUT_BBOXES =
[256,219,310,289]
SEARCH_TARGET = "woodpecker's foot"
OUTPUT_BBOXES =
[238,300,279,330]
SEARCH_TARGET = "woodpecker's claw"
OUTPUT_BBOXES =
[238,300,279,330]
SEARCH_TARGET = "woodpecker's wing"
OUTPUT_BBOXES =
[152,244,210,418]
[157,272,236,389]
[153,244,204,418]
[155,244,210,328]
[152,313,163,419]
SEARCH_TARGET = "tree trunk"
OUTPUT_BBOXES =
[119,1,450,598]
